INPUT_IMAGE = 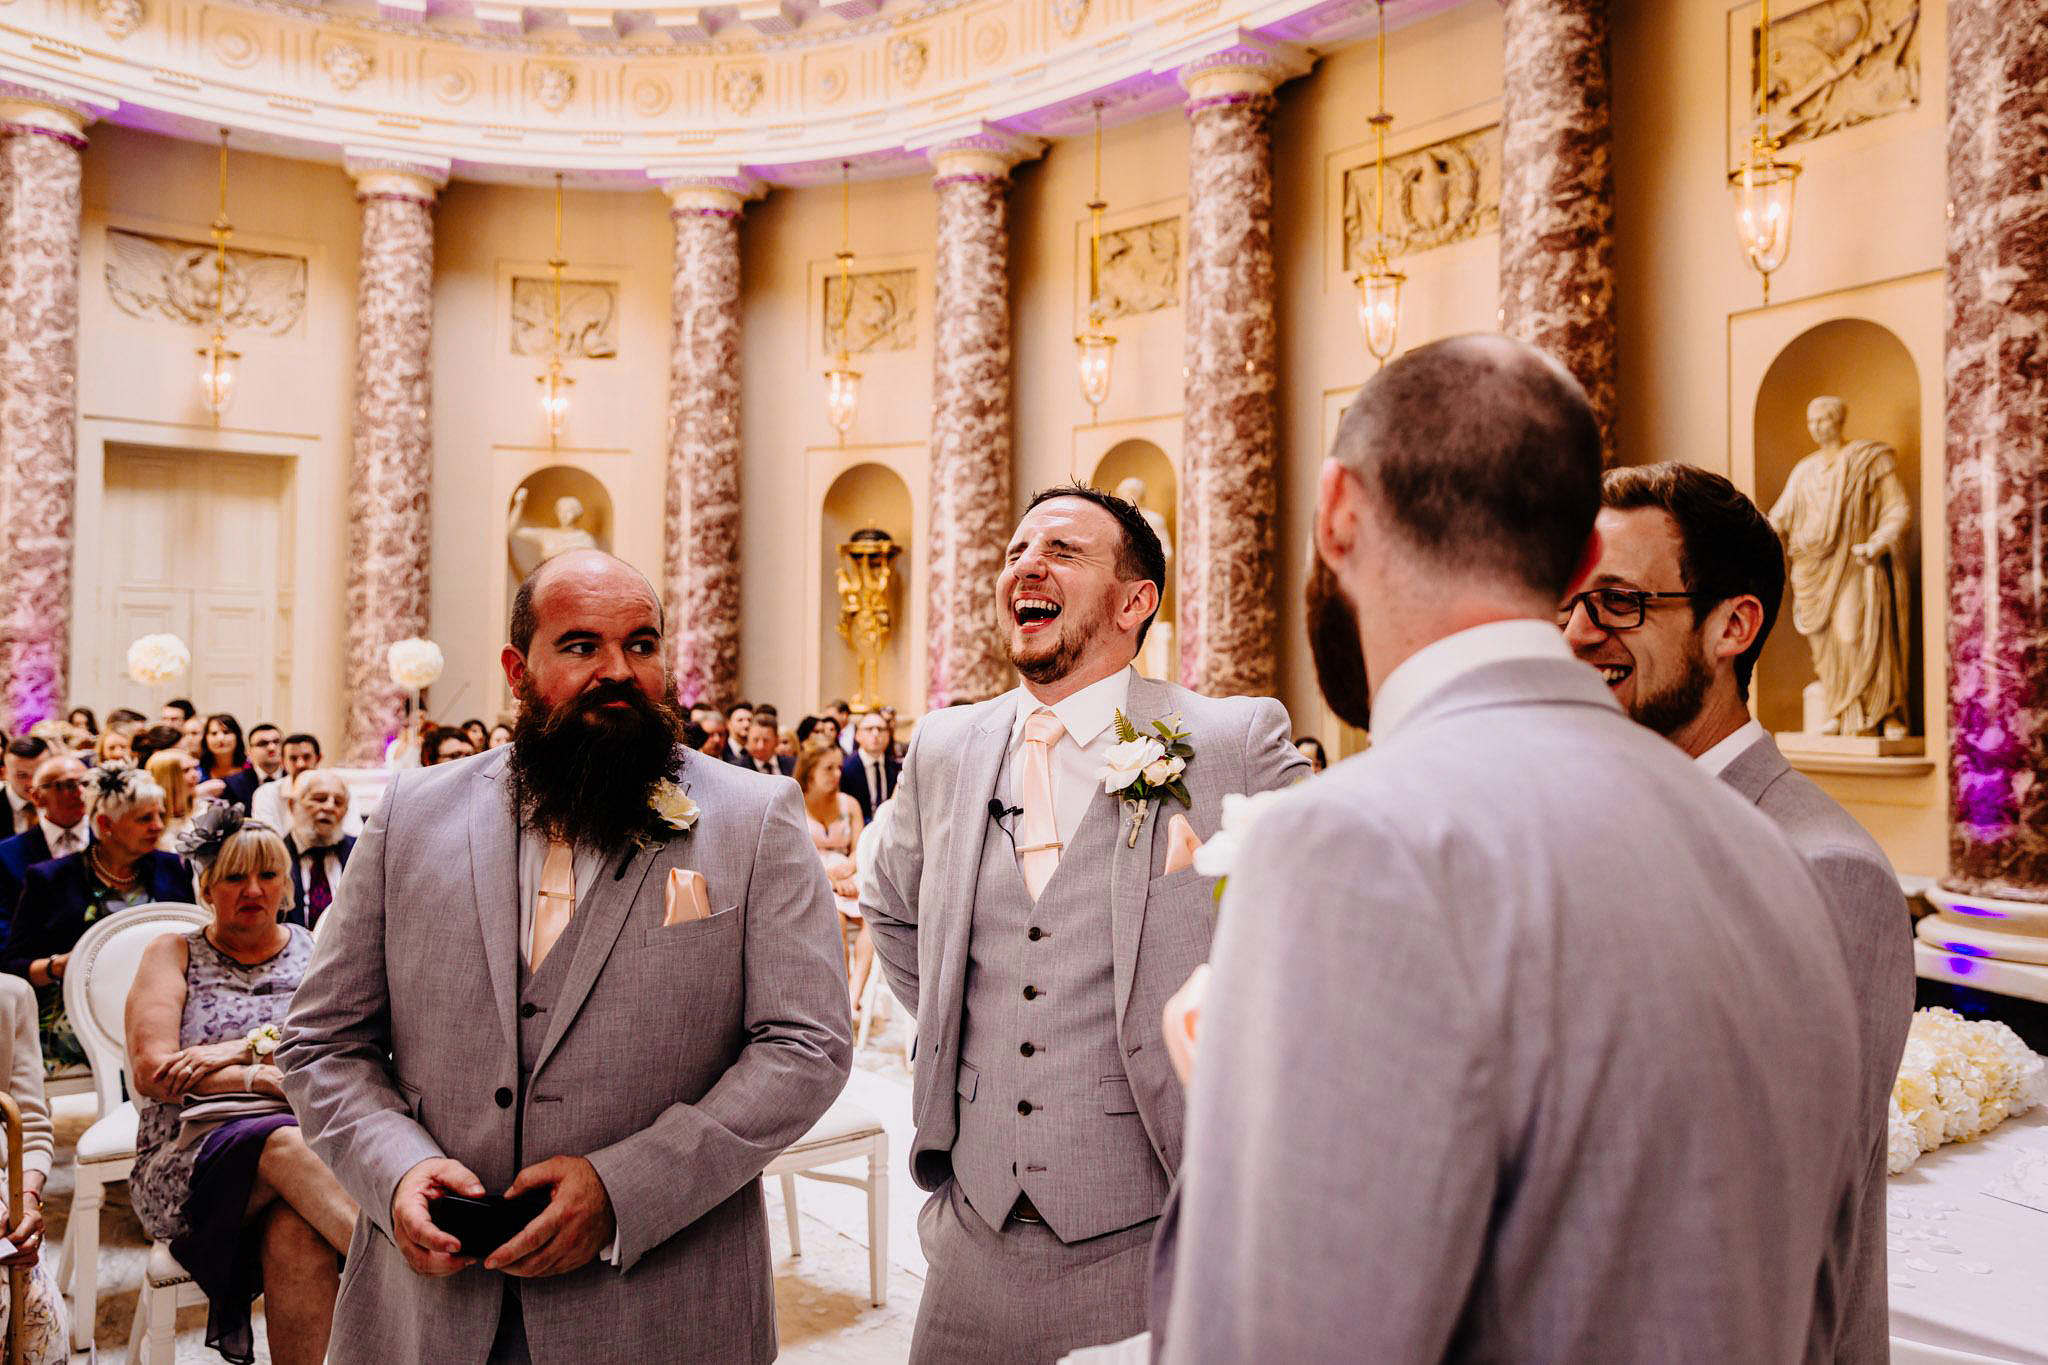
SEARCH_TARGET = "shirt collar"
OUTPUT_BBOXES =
[38,816,81,849]
[1695,718,1768,778]
[1370,620,1575,741]
[1008,666,1135,752]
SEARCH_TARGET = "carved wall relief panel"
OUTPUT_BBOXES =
[824,268,917,354]
[1751,0,1920,148]
[104,228,308,334]
[510,277,618,358]
[1095,216,1179,319]
[1341,124,1501,270]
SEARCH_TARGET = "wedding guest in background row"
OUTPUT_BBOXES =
[879,705,905,761]
[224,723,287,810]
[4,765,194,1073]
[841,711,901,824]
[93,727,134,768]
[0,757,91,928]
[826,700,855,754]
[696,709,728,758]
[0,973,68,1361]
[4,737,48,837]
[147,748,201,852]
[161,699,196,725]
[487,722,514,750]
[251,733,326,832]
[462,719,490,753]
[1292,736,1328,773]
[281,549,850,1363]
[866,483,1307,1363]
[1568,460,1913,1361]
[735,715,793,777]
[725,702,755,764]
[797,744,867,1005]
[1156,335,1867,1362]
[65,708,97,738]
[128,808,351,1365]
[106,708,148,732]
[131,723,186,770]
[201,714,246,787]
[281,771,354,932]
[419,726,475,767]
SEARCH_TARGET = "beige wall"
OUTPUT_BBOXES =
[60,0,1954,877]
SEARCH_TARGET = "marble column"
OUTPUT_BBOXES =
[924,127,1042,707]
[0,94,90,732]
[1941,0,2048,905]
[658,172,760,708]
[1176,39,1307,699]
[1498,0,1617,459]
[342,156,446,764]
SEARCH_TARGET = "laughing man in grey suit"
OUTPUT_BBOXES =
[280,551,852,1363]
[865,484,1306,1363]
[1157,337,1870,1361]
[1567,462,1914,1361]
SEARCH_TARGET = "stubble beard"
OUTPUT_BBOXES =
[1628,641,1715,740]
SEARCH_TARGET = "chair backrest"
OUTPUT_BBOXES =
[63,902,211,1113]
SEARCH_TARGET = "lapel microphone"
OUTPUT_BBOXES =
[986,799,1022,823]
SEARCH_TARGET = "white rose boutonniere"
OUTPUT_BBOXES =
[1099,711,1193,848]
[649,779,700,835]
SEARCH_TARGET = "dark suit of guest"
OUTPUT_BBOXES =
[221,765,283,813]
[282,833,356,931]
[1,849,195,978]
[0,824,87,931]
[840,750,901,823]
[726,750,794,777]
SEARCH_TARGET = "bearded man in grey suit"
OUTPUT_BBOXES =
[280,550,852,1364]
[1156,336,1870,1362]
[1566,461,1914,1362]
[864,484,1306,1363]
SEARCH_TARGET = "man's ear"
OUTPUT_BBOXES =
[1705,594,1766,665]
[501,645,527,693]
[1314,460,1362,569]
[1121,578,1162,636]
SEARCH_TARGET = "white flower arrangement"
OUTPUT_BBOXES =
[649,779,700,834]
[386,637,445,691]
[243,1022,281,1062]
[1192,788,1292,882]
[1886,1006,2047,1174]
[126,633,191,687]
[1099,711,1193,848]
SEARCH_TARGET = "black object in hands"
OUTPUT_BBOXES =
[428,1191,552,1258]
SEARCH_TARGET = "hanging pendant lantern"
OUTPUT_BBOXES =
[1351,2,1404,365]
[196,129,239,424]
[535,173,576,447]
[1728,0,1801,303]
[823,161,863,443]
[1074,101,1117,418]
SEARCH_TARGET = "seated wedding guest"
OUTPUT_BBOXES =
[1293,736,1329,772]
[797,745,867,1003]
[795,714,841,751]
[825,700,855,753]
[162,699,196,725]
[734,715,793,776]
[0,974,69,1361]
[681,720,710,754]
[697,708,728,757]
[128,806,354,1365]
[179,714,207,760]
[131,722,186,769]
[92,726,133,767]
[4,765,194,1073]
[878,705,904,761]
[840,711,900,823]
[223,723,286,810]
[1156,336,1867,1363]
[460,718,489,752]
[1567,461,1913,1360]
[108,707,147,729]
[65,707,97,738]
[419,725,474,767]
[4,737,47,837]
[24,722,71,756]
[486,721,513,750]
[251,732,323,832]
[725,701,754,763]
[147,748,201,852]
[201,714,247,786]
[0,756,91,929]
[778,728,799,760]
[280,770,354,934]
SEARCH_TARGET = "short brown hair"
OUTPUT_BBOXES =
[1601,462,1785,698]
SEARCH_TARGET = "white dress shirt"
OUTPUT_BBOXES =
[5,790,31,838]
[998,666,1134,854]
[1695,718,1768,778]
[856,750,892,808]
[38,816,86,860]
[1369,620,1580,742]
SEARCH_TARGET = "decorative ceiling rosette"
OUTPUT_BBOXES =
[719,66,765,116]
[527,62,576,114]
[888,35,928,88]
[96,0,143,41]
[320,40,373,93]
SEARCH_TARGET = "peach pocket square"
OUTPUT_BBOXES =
[1163,814,1202,875]
[663,868,713,926]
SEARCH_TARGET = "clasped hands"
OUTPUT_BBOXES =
[393,1154,615,1280]
[152,1038,283,1100]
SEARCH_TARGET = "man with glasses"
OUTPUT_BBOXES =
[224,722,287,810]
[1563,461,1911,1364]
[0,756,89,929]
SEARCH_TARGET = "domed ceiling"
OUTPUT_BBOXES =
[0,0,1456,185]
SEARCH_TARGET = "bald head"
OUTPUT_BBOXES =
[1332,334,1602,598]
[509,549,662,654]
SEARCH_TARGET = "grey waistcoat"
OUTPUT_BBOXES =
[952,794,1169,1243]
[515,901,596,1170]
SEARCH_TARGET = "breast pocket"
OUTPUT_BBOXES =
[640,905,743,949]
[957,1059,979,1104]
[1099,1075,1139,1115]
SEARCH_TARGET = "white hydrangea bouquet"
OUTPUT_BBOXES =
[1887,1007,2048,1174]
[1100,711,1193,848]
[386,637,445,691]
[126,633,191,687]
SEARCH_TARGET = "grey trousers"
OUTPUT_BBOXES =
[910,1179,1155,1365]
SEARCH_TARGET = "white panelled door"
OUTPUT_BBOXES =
[95,448,292,721]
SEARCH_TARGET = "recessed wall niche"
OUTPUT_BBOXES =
[820,463,913,711]
[1750,317,1920,740]
[1090,439,1176,682]
[505,465,614,606]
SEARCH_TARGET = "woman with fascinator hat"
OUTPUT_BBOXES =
[126,803,356,1365]
[0,764,193,1072]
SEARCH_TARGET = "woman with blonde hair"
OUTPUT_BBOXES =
[127,805,354,1365]
[93,726,133,767]
[796,744,869,1005]
[147,747,200,851]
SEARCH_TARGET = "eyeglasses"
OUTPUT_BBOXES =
[36,779,83,794]
[1556,588,1710,632]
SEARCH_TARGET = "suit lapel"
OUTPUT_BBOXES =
[927,699,1017,1086]
[1110,676,1171,1026]
[467,765,522,1057]
[531,838,665,1076]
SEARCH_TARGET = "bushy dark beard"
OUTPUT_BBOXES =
[1629,640,1714,740]
[507,674,687,855]
[1306,555,1374,732]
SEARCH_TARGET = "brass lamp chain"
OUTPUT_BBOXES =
[1088,101,1105,323]
[211,128,231,331]
[548,173,565,361]
[1758,0,1772,143]
[1373,0,1388,256]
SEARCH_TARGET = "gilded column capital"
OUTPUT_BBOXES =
[917,123,1046,183]
[1157,29,1312,105]
[649,165,766,218]
[344,148,451,203]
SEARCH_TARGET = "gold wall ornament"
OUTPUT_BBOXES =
[836,527,902,711]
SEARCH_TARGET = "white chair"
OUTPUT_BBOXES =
[764,1098,889,1308]
[56,901,209,1353]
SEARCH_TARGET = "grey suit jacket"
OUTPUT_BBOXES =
[1156,659,1867,1363]
[863,673,1306,1194]
[1721,731,1914,1364]
[279,747,852,1364]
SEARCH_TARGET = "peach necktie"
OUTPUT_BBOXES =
[529,839,577,970]
[1017,709,1066,900]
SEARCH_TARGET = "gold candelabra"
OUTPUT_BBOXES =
[836,527,901,711]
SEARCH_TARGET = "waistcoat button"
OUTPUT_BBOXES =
[494,1087,513,1109]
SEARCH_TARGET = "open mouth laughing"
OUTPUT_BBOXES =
[1013,595,1062,633]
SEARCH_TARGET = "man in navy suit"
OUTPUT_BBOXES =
[222,722,287,810]
[0,756,90,930]
[280,769,356,930]
[839,711,901,822]
[729,713,793,777]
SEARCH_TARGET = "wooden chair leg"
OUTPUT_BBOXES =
[867,1140,888,1308]
[779,1173,802,1257]
[140,1275,179,1365]
[61,1168,104,1351]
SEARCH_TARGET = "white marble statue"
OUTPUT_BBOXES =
[1767,396,1913,739]
[507,488,598,580]
[1116,476,1176,681]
